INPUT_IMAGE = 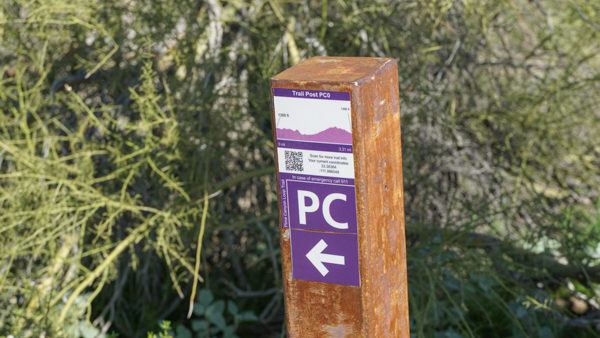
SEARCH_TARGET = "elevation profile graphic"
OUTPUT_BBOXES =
[276,127,352,144]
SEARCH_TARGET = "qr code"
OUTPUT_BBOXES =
[284,150,304,172]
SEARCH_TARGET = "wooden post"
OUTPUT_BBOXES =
[271,57,409,337]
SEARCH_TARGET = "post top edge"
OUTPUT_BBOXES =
[271,56,396,84]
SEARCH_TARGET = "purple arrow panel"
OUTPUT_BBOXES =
[291,230,360,286]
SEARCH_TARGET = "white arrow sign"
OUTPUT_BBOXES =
[306,239,346,276]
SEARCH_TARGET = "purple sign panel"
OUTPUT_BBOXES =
[290,230,360,286]
[273,88,360,287]
[286,180,357,234]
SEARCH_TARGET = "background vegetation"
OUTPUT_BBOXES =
[1,0,599,337]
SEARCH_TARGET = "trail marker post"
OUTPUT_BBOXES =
[271,57,409,337]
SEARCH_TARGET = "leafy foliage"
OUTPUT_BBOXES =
[175,289,257,338]
[0,0,599,337]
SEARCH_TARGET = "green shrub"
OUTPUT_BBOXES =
[0,0,598,337]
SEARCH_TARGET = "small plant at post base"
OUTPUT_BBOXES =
[147,321,174,338]
[157,289,257,338]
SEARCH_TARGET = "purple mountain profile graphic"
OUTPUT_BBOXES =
[276,127,352,144]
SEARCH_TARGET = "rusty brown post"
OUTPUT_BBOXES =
[270,57,409,337]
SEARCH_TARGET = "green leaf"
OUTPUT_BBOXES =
[197,289,214,306]
[205,310,227,330]
[192,303,206,316]
[175,324,192,338]
[159,321,172,331]
[237,311,257,322]
[203,300,227,330]
[191,320,209,332]
[208,300,225,315]
[227,300,238,316]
